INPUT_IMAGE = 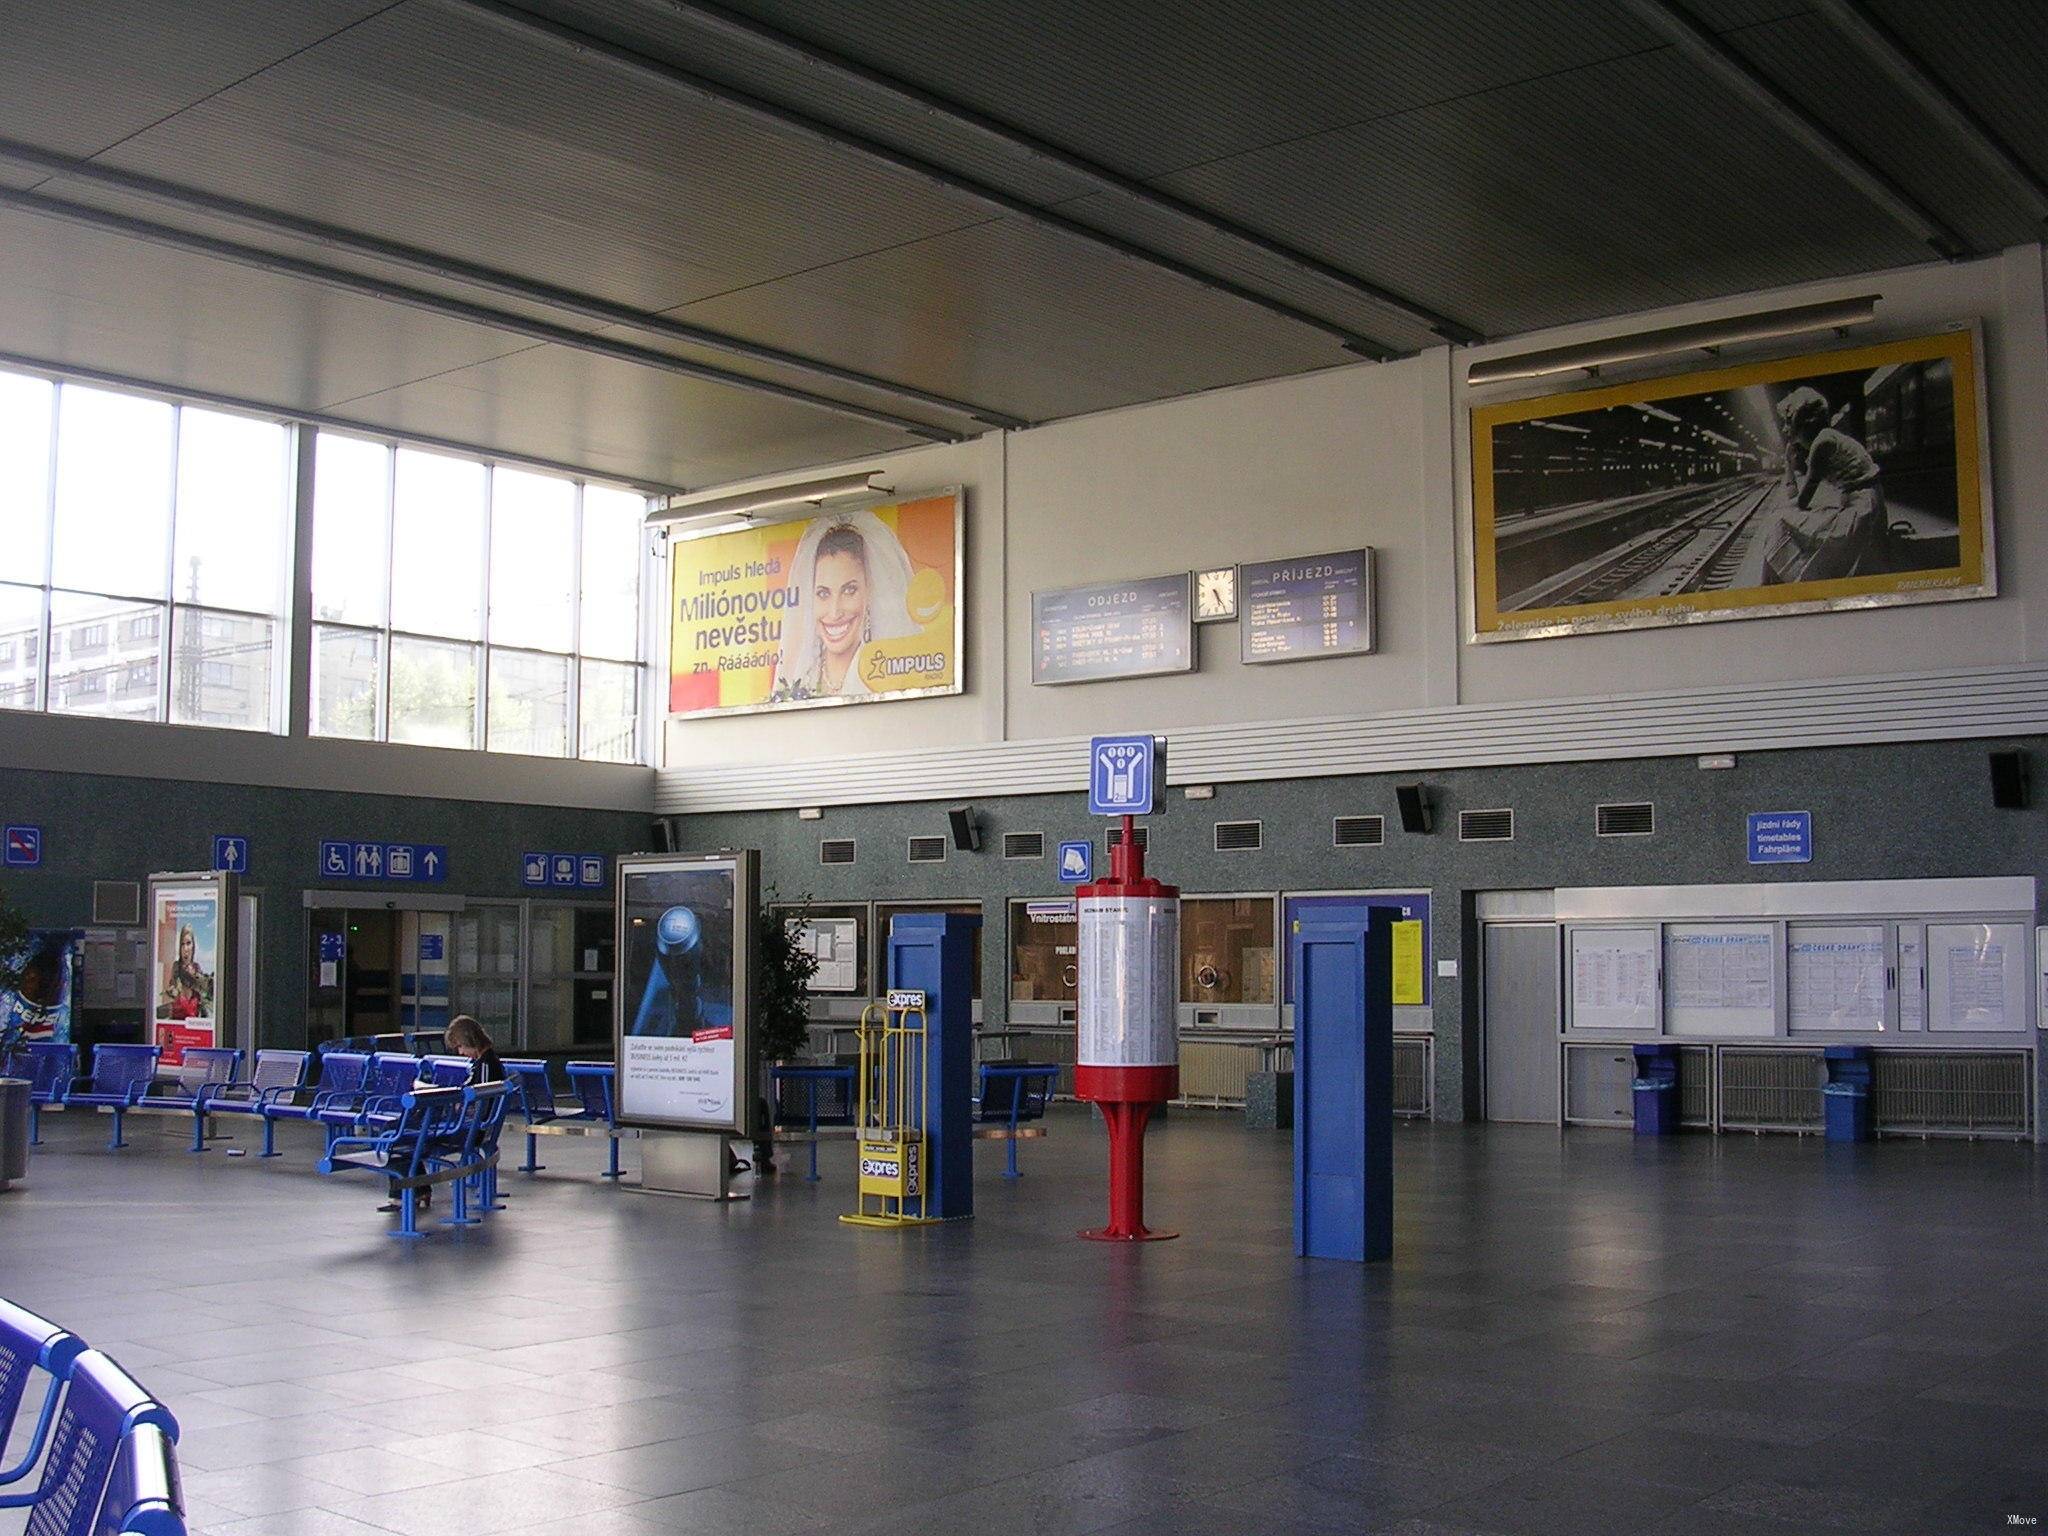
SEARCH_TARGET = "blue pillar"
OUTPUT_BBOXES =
[1292,907,1393,1263]
[887,911,979,1221]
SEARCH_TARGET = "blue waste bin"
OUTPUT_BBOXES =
[1631,1043,1679,1136]
[1822,1046,1874,1141]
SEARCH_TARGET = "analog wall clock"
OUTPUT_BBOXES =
[1195,566,1238,623]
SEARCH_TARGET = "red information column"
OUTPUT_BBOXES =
[1074,814,1180,1241]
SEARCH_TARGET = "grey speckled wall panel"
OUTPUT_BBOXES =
[675,737,2048,1122]
[0,766,652,1049]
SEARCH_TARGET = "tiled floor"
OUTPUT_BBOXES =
[3,1105,2045,1535]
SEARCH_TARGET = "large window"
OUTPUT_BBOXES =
[311,432,647,760]
[0,371,291,731]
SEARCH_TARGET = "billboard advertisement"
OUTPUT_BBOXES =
[1,929,82,1044]
[1470,329,1991,640]
[614,851,757,1135]
[667,492,962,718]
[150,873,235,1066]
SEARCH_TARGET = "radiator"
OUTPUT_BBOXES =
[1393,1036,1433,1119]
[1719,1049,1825,1132]
[1677,1044,1714,1128]
[1872,1049,2031,1138]
[1179,1040,1254,1106]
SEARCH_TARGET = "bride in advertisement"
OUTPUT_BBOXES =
[769,509,919,702]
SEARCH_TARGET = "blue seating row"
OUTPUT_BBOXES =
[319,1080,514,1238]
[764,1059,1059,1179]
[0,1296,185,1535]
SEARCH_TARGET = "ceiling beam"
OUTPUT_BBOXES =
[0,184,963,442]
[628,0,1481,345]
[440,0,1406,360]
[1621,0,1973,260]
[0,138,1025,432]
[1809,0,2048,226]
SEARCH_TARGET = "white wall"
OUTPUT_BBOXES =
[656,245,2048,797]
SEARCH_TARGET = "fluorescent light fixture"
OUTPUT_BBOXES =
[645,470,891,532]
[1466,295,1879,387]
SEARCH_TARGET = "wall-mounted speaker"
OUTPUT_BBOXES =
[948,806,981,852]
[1395,783,1434,835]
[1990,750,2030,810]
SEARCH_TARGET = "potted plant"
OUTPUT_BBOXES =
[751,893,819,1173]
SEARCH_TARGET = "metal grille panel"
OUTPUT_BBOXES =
[1393,1035,1432,1118]
[906,835,947,863]
[1678,1044,1713,1127]
[1719,1048,1825,1132]
[1596,802,1654,837]
[819,837,856,865]
[92,880,142,925]
[1333,814,1384,847]
[1213,819,1262,851]
[1872,1049,2030,1137]
[1001,831,1043,859]
[1459,808,1514,841]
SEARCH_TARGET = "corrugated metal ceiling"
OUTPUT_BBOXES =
[1,0,2043,489]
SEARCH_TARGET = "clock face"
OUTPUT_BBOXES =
[1195,566,1237,622]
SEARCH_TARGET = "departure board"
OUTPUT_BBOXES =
[1031,573,1194,685]
[1240,548,1375,663]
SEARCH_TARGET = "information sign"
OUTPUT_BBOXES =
[1240,548,1375,663]
[1747,811,1812,864]
[1032,574,1193,685]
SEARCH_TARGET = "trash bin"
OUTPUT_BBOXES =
[1631,1044,1679,1136]
[1822,1046,1874,1142]
[0,1077,28,1190]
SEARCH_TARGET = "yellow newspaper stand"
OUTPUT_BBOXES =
[841,990,941,1228]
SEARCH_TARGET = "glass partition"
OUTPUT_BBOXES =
[1180,895,1278,1006]
[1009,899,1078,1006]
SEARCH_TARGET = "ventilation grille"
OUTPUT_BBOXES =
[92,880,142,925]
[1718,1049,1825,1131]
[1872,1050,2030,1136]
[1105,825,1150,852]
[907,835,948,864]
[1002,832,1044,860]
[1213,819,1262,852]
[1459,808,1515,842]
[818,838,856,866]
[1333,814,1384,847]
[1596,802,1654,837]
[1392,1037,1432,1118]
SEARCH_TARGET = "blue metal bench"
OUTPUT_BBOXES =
[417,1055,471,1088]
[0,1297,85,1491]
[132,1049,243,1153]
[974,1062,1060,1179]
[0,1347,182,1535]
[319,1083,508,1239]
[63,1045,163,1151]
[769,1063,858,1182]
[256,1050,368,1157]
[191,1050,309,1152]
[10,1043,75,1146]
[509,1060,630,1180]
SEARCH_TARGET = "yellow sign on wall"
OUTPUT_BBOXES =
[1391,920,1424,1006]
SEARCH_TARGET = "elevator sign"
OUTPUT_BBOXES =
[1089,735,1164,816]
[1747,811,1812,864]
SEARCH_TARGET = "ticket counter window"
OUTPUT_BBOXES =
[777,903,869,997]
[1181,896,1279,1007]
[1009,900,1079,1006]
[875,901,982,1000]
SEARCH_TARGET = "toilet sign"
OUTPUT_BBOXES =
[1089,735,1164,816]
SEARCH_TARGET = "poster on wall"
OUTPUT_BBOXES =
[614,851,757,1135]
[149,874,235,1066]
[667,492,962,718]
[1469,328,1992,641]
[1,929,82,1044]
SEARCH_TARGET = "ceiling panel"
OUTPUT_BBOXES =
[96,1,997,315]
[332,344,912,488]
[669,215,1346,423]
[1868,0,2048,214]
[0,0,391,157]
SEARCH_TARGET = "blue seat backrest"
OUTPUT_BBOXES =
[88,1046,159,1098]
[418,1056,470,1088]
[565,1062,615,1121]
[22,1044,76,1100]
[315,1053,369,1095]
[501,1059,554,1120]
[22,1351,176,1536]
[0,1299,83,1459]
[90,1423,182,1536]
[249,1051,309,1094]
[367,1053,421,1098]
[170,1049,240,1094]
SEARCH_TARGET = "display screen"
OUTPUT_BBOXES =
[616,855,752,1132]
[1031,573,1193,685]
[1240,548,1374,663]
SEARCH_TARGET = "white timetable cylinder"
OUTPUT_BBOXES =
[1077,895,1180,1068]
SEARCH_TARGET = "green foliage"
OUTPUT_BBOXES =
[755,892,819,1063]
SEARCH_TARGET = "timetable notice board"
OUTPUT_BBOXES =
[1032,574,1193,685]
[1241,548,1375,663]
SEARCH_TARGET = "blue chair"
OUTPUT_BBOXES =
[321,1085,495,1240]
[0,1297,85,1490]
[64,1045,163,1150]
[502,1057,557,1172]
[93,1420,184,1536]
[417,1055,471,1088]
[770,1063,857,1182]
[319,1052,432,1142]
[13,1043,75,1146]
[257,1051,369,1157]
[0,1348,180,1533]
[443,1082,513,1228]
[975,1062,1060,1179]
[566,1062,624,1180]
[133,1049,243,1153]
[192,1050,309,1152]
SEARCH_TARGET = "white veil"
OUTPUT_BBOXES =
[773,507,919,694]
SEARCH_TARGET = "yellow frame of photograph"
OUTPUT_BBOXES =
[1469,328,1990,640]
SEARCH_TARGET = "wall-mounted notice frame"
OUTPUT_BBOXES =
[148,871,238,1066]
[615,851,757,1136]
[1240,548,1375,664]
[777,905,866,996]
[1031,573,1193,685]
[1927,922,2028,1034]
[1787,923,1887,1033]
[1897,924,1926,1031]
[1568,926,1659,1032]
[1663,923,1775,1037]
